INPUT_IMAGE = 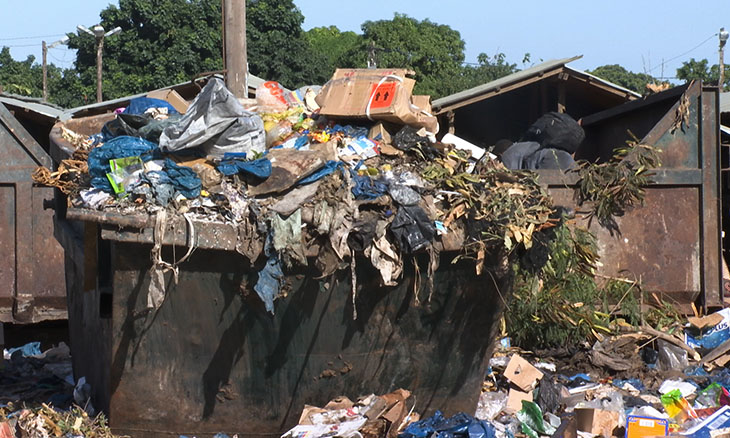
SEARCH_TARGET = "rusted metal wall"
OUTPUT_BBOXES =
[0,103,66,323]
[538,82,722,310]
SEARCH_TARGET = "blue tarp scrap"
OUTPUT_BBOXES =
[6,341,42,357]
[399,411,496,438]
[163,158,202,199]
[351,171,388,200]
[123,96,178,115]
[298,160,344,186]
[254,232,284,314]
[87,136,159,193]
[217,157,272,179]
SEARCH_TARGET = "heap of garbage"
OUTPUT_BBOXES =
[34,69,556,313]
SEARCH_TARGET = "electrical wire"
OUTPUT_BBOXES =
[647,33,718,73]
[2,43,41,48]
[0,33,66,41]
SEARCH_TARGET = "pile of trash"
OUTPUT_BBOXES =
[34,69,556,313]
[472,308,730,438]
[1,342,113,438]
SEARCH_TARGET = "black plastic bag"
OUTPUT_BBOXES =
[390,205,435,253]
[523,112,585,153]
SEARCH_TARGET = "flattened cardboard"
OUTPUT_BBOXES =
[504,388,533,414]
[626,416,669,438]
[504,354,544,391]
[147,89,189,114]
[316,68,438,132]
[688,313,725,330]
[576,408,620,438]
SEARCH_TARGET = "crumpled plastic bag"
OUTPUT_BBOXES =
[400,410,496,438]
[217,157,272,179]
[254,232,284,314]
[517,401,555,438]
[123,96,179,115]
[391,205,435,253]
[87,136,159,193]
[160,78,265,158]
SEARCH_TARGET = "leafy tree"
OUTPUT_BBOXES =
[588,64,658,94]
[304,26,359,80]
[456,52,521,91]
[337,13,467,98]
[676,58,729,90]
[0,47,43,96]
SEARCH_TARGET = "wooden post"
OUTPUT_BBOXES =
[42,41,48,101]
[223,0,248,99]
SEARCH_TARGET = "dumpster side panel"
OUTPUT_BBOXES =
[0,105,67,323]
[107,243,507,437]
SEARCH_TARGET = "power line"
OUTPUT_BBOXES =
[0,33,66,41]
[647,33,718,73]
[2,43,41,48]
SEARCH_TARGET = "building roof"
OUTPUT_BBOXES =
[0,93,64,120]
[432,55,640,114]
[60,73,268,121]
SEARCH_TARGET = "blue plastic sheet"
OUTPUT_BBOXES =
[351,172,388,200]
[123,96,178,115]
[217,157,272,179]
[254,233,284,314]
[6,341,42,357]
[298,160,344,185]
[163,158,202,199]
[613,378,645,391]
[87,136,159,193]
[399,411,496,438]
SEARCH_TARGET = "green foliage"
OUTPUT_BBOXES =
[304,26,360,79]
[588,64,661,94]
[676,57,730,90]
[337,13,468,98]
[0,47,42,96]
[574,143,662,234]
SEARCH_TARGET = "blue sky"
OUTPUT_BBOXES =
[2,0,729,83]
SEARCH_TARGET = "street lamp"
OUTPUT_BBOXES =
[720,28,729,90]
[77,24,122,102]
[42,36,69,101]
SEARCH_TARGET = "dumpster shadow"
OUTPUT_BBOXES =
[110,269,152,396]
[200,272,261,419]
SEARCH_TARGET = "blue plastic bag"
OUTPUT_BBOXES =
[400,411,496,438]
[87,136,159,193]
[217,157,272,179]
[123,97,178,115]
[163,158,201,199]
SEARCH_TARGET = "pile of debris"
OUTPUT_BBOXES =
[34,69,556,313]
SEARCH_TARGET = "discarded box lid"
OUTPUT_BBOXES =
[626,416,669,438]
[682,406,730,438]
[504,354,544,391]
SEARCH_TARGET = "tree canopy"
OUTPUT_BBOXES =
[676,58,730,90]
[588,64,658,94]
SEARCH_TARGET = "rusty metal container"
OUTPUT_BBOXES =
[0,103,66,323]
[49,120,509,437]
[538,82,722,311]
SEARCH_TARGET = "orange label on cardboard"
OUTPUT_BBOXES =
[369,82,397,109]
[626,416,668,438]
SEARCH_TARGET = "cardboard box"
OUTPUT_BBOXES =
[626,416,669,438]
[504,354,544,391]
[504,387,533,414]
[316,68,438,133]
[146,89,189,114]
[575,408,620,438]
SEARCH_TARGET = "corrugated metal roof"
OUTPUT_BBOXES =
[0,93,64,120]
[60,73,268,121]
[564,65,641,98]
[432,56,582,111]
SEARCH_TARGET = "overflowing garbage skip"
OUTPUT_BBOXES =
[35,70,557,437]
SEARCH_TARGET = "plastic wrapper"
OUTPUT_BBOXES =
[400,410,496,438]
[661,389,699,424]
[475,391,508,421]
[656,339,689,372]
[256,81,292,112]
[694,383,730,409]
[517,401,555,438]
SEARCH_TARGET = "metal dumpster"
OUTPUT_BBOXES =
[49,120,510,437]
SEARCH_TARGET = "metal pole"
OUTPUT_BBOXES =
[96,36,104,103]
[42,41,48,101]
[223,0,248,98]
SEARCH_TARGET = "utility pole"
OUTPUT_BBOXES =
[42,36,69,101]
[720,28,729,90]
[223,0,248,99]
[77,24,122,102]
